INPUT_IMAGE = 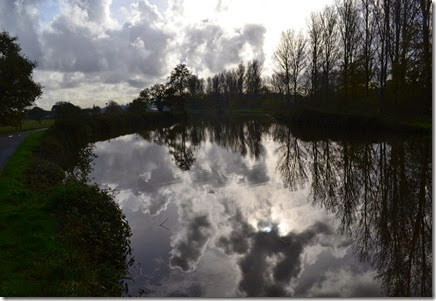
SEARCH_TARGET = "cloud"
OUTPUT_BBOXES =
[0,1,43,62]
[182,23,266,74]
[293,248,383,297]
[169,196,214,272]
[216,209,253,255]
[216,210,333,297]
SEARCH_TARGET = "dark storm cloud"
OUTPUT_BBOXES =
[216,209,253,255]
[238,222,332,297]
[216,210,333,297]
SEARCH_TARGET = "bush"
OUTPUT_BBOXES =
[46,181,132,296]
[25,158,64,192]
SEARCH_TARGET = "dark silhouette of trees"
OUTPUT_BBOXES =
[359,0,376,97]
[106,100,123,114]
[274,30,307,103]
[337,0,360,100]
[51,101,82,119]
[131,0,431,113]
[307,12,323,100]
[320,5,340,100]
[245,60,263,96]
[150,84,168,111]
[129,97,148,114]
[188,74,204,96]
[0,31,42,127]
[168,63,191,96]
[236,63,246,95]
[27,106,48,123]
[274,30,293,101]
[289,31,307,103]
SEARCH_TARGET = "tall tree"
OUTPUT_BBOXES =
[337,0,360,99]
[0,31,42,127]
[245,60,263,96]
[168,64,191,96]
[290,31,307,102]
[417,0,432,104]
[307,12,323,100]
[360,0,376,97]
[236,63,246,95]
[274,30,293,100]
[320,5,340,100]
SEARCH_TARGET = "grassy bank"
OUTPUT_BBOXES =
[0,119,54,135]
[0,131,66,296]
[0,126,132,296]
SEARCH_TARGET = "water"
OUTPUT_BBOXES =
[88,121,432,297]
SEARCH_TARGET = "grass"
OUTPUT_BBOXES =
[0,126,131,296]
[0,119,54,135]
[0,130,69,296]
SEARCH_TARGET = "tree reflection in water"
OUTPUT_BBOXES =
[273,126,432,297]
[138,120,431,297]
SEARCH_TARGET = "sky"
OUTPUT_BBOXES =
[0,0,334,109]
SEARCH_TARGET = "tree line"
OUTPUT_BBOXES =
[0,0,432,126]
[132,0,431,114]
[272,0,432,113]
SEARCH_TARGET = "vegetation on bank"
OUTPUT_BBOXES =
[0,121,133,296]
[0,119,54,135]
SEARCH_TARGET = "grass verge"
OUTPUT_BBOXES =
[0,120,54,136]
[0,131,67,296]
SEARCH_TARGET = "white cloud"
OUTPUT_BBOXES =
[0,0,335,109]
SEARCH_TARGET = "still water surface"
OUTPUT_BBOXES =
[88,121,431,297]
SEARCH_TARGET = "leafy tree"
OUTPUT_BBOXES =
[150,84,168,111]
[0,31,42,127]
[27,106,48,123]
[106,100,123,114]
[168,64,191,96]
[129,97,148,113]
[51,101,82,119]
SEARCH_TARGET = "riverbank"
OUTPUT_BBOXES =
[0,130,131,296]
[0,110,181,296]
[282,106,431,133]
[182,95,431,133]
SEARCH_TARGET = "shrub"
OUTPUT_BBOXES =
[46,181,132,296]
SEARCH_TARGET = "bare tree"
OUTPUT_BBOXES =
[417,0,432,103]
[290,31,307,102]
[187,74,204,96]
[270,72,287,97]
[236,63,245,95]
[373,0,391,104]
[337,0,360,99]
[307,12,323,100]
[245,60,262,96]
[359,0,376,97]
[320,5,340,100]
[274,30,293,101]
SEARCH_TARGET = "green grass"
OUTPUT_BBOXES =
[0,129,131,297]
[0,120,54,135]
[0,130,69,296]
